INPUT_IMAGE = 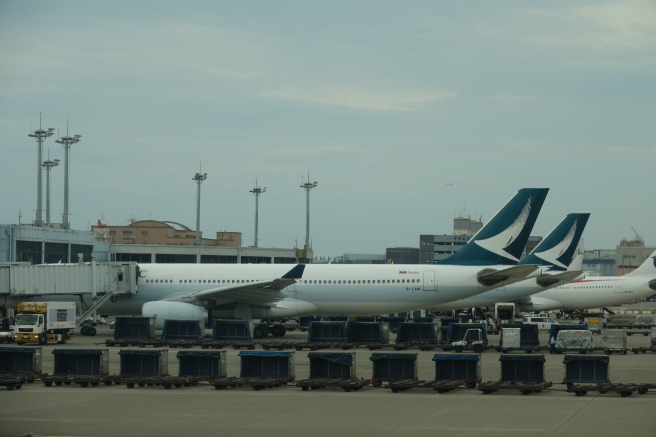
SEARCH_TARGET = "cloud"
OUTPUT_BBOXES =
[520,1,656,53]
[261,86,454,111]
[509,141,540,154]
[272,144,361,157]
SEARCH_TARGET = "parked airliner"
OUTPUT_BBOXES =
[515,250,656,312]
[106,188,548,335]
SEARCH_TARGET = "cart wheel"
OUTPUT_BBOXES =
[454,346,464,353]
[521,390,532,395]
[599,390,608,394]
[343,387,352,392]
[482,389,493,395]
[622,350,627,355]
[174,383,182,388]
[138,383,145,387]
[301,386,309,391]
[105,381,113,386]
[574,391,586,396]
[127,383,135,389]
[91,382,99,387]
[6,384,14,391]
[80,382,89,388]
[44,381,53,387]
[638,389,648,395]
[391,388,400,393]
[55,381,62,386]
[436,389,445,394]
[163,384,172,389]
[214,385,224,390]
[619,391,632,397]
[473,345,483,354]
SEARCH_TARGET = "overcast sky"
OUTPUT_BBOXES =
[1,1,655,258]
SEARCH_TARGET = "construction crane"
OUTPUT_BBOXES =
[631,227,643,242]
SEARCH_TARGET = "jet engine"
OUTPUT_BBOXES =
[142,301,209,329]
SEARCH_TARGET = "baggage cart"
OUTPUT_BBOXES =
[296,352,367,392]
[601,330,627,354]
[370,353,417,386]
[0,346,42,382]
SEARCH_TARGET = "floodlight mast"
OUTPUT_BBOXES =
[42,158,60,225]
[28,114,55,226]
[300,173,318,256]
[249,179,266,247]
[55,121,81,229]
[192,167,208,246]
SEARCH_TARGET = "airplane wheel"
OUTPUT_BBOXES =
[271,325,287,337]
[253,325,269,339]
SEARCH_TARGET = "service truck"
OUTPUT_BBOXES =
[494,303,516,329]
[13,302,76,345]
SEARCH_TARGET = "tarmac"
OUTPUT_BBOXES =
[2,305,656,437]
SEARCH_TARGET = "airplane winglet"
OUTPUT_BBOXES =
[536,270,584,287]
[282,264,305,279]
[478,264,540,287]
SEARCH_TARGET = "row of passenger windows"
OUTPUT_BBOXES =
[555,285,613,289]
[142,278,421,285]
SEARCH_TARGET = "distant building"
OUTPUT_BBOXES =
[336,253,387,264]
[91,220,242,247]
[386,247,419,264]
[91,219,304,264]
[0,224,108,264]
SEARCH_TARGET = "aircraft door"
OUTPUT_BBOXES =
[423,271,436,291]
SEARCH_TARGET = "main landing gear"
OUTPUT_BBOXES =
[253,319,288,339]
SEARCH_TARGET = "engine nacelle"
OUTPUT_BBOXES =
[142,301,208,330]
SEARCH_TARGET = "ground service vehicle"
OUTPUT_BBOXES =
[451,328,487,353]
[13,302,75,345]
[495,303,516,329]
[524,316,558,331]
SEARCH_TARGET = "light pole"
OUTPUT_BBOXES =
[55,122,81,230]
[300,174,318,257]
[28,115,55,226]
[42,158,60,225]
[192,168,207,246]
[250,179,266,247]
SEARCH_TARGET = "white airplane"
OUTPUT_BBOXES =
[3,188,549,338]
[515,249,656,312]
[431,213,590,310]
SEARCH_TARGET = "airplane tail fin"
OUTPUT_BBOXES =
[624,250,656,277]
[519,213,590,271]
[438,188,549,266]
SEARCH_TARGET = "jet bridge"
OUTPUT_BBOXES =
[0,262,138,320]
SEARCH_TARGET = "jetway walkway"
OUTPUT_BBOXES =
[0,262,138,300]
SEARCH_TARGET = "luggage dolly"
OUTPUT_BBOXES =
[567,382,639,397]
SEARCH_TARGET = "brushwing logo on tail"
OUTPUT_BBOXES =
[474,195,532,262]
[533,221,578,270]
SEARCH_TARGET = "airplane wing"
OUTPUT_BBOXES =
[478,264,540,287]
[536,270,584,287]
[160,264,305,307]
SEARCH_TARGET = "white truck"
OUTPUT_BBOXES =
[13,302,76,345]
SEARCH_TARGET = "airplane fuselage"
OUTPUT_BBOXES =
[76,263,533,318]
[519,276,655,312]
